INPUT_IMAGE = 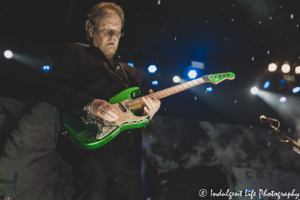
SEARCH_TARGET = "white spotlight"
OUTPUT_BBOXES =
[188,70,197,79]
[279,97,287,103]
[4,50,13,59]
[148,65,157,73]
[268,63,277,72]
[281,64,290,73]
[295,66,300,74]
[173,76,180,83]
[251,87,259,94]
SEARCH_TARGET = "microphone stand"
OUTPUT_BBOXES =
[266,118,300,154]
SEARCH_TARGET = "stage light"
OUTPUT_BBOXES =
[43,65,50,72]
[268,63,277,72]
[4,50,13,59]
[206,87,213,92]
[280,79,287,84]
[293,87,300,93]
[281,64,290,73]
[188,70,197,79]
[279,97,287,103]
[264,81,270,89]
[251,87,258,94]
[295,66,300,74]
[152,80,158,86]
[127,62,134,67]
[173,76,180,83]
[148,65,157,73]
[191,61,204,69]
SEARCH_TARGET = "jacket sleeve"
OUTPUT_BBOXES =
[43,43,95,116]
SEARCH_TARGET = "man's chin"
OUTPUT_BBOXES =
[104,48,118,55]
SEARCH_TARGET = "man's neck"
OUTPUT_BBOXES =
[104,54,114,66]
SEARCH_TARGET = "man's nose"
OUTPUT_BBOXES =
[109,30,119,37]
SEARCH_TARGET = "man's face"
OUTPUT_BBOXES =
[92,9,122,57]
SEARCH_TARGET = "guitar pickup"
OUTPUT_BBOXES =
[118,103,127,112]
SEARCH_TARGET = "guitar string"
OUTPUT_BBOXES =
[125,75,218,109]
[126,77,202,109]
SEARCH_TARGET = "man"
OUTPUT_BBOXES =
[43,2,160,200]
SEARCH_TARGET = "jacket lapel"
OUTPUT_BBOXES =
[87,45,143,93]
[86,46,114,79]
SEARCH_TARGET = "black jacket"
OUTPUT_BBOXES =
[43,42,144,116]
[43,42,148,166]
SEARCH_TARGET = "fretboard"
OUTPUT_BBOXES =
[125,77,205,110]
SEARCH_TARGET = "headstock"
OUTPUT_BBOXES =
[201,72,235,84]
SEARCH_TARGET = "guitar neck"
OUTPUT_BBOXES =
[125,72,235,111]
[125,77,205,110]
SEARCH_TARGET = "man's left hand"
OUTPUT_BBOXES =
[142,89,161,119]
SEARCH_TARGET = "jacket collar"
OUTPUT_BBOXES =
[87,44,143,92]
[88,44,120,70]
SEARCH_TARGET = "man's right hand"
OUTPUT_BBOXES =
[88,99,119,122]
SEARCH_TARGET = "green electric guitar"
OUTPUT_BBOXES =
[61,72,235,150]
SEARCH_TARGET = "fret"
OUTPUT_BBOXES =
[168,86,177,94]
[175,85,181,92]
[185,82,191,88]
[133,99,138,106]
[180,83,186,90]
[185,82,193,88]
[154,92,161,99]
[158,90,165,97]
[137,98,143,105]
[162,89,170,96]
[180,83,188,90]
[161,90,168,97]
[157,91,165,99]
[181,83,188,89]
[150,93,158,99]
[167,88,174,95]
[129,101,134,109]
[195,79,201,85]
[125,102,129,108]
[191,80,197,86]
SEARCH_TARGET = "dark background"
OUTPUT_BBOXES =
[1,0,300,130]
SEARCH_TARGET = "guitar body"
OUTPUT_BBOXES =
[61,87,150,150]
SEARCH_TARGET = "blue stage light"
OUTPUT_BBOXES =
[280,79,287,84]
[148,65,157,73]
[127,62,134,67]
[188,70,197,79]
[264,81,270,89]
[206,87,213,92]
[293,87,300,93]
[152,80,158,86]
[43,65,50,72]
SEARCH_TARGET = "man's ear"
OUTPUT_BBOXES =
[89,25,94,38]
